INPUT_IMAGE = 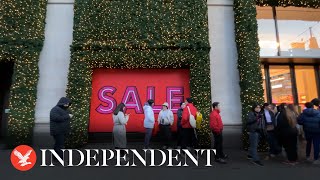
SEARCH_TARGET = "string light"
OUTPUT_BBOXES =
[0,0,47,147]
[66,0,212,148]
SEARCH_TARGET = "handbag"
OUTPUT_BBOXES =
[187,106,197,128]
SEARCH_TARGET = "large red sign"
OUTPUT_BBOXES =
[89,69,190,133]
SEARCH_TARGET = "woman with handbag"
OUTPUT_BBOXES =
[246,103,265,166]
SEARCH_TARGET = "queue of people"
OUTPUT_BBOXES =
[49,96,320,166]
[247,98,320,166]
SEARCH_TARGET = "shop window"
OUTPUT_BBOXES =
[269,66,293,104]
[295,66,317,109]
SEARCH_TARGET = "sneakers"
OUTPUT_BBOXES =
[247,155,253,160]
[252,161,264,166]
[215,158,227,164]
[313,160,320,165]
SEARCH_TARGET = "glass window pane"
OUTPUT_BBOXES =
[261,66,268,102]
[277,7,320,57]
[257,6,278,56]
[295,66,318,108]
[269,66,293,104]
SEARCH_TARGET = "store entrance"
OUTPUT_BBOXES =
[261,60,320,110]
[0,61,14,138]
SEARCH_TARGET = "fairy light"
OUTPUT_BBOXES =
[235,0,319,151]
[66,0,212,148]
[0,0,47,147]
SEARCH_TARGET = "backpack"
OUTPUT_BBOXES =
[187,106,197,128]
[196,112,203,129]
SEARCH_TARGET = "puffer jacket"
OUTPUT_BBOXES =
[143,103,155,128]
[298,108,320,134]
[50,97,72,136]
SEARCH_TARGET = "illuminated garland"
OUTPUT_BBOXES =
[235,0,320,150]
[66,0,211,148]
[256,0,320,8]
[0,0,47,147]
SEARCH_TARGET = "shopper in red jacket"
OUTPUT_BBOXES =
[181,98,198,149]
[210,102,227,164]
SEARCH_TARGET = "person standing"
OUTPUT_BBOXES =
[262,103,279,158]
[247,103,265,166]
[181,98,198,150]
[298,102,320,165]
[143,99,155,149]
[113,103,130,159]
[50,97,72,160]
[177,102,186,148]
[158,102,174,149]
[210,102,227,164]
[276,106,298,165]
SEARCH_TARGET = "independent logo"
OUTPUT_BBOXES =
[10,145,37,171]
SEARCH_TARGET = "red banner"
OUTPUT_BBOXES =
[89,69,190,133]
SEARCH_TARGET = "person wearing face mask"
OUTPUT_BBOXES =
[246,103,266,166]
[50,97,73,161]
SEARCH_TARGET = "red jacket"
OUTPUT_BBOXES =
[181,103,198,128]
[210,109,223,133]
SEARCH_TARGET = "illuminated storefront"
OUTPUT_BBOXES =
[258,6,320,109]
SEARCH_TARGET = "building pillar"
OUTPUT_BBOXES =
[35,0,74,124]
[208,0,242,125]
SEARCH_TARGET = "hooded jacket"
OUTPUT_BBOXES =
[143,103,155,128]
[50,97,72,136]
[298,108,320,134]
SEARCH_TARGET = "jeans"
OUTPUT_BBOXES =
[311,133,320,160]
[53,134,65,159]
[249,132,260,161]
[144,128,153,148]
[304,132,320,160]
[159,124,172,147]
[213,132,225,159]
[305,132,313,158]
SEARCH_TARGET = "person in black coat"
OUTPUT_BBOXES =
[176,102,186,148]
[275,107,298,165]
[50,97,72,160]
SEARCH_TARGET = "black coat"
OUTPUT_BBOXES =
[177,108,183,129]
[246,111,266,133]
[50,97,72,136]
[275,111,298,139]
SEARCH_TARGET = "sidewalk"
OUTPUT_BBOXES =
[0,143,319,180]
